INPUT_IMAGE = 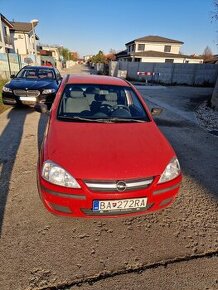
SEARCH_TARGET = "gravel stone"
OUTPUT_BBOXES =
[195,101,218,131]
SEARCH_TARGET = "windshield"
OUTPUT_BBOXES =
[16,68,55,80]
[57,84,150,122]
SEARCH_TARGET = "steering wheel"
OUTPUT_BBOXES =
[100,104,113,114]
[113,105,130,112]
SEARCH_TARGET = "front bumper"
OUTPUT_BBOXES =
[2,91,56,107]
[37,173,182,218]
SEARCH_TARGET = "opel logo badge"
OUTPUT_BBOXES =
[116,181,127,192]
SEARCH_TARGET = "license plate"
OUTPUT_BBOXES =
[20,97,36,101]
[93,197,147,212]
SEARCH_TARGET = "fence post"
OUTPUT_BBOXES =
[17,50,22,70]
[6,52,11,76]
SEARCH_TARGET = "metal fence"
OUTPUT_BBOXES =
[0,52,38,80]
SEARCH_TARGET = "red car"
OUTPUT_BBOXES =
[36,75,182,217]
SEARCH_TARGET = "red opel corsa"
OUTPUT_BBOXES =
[36,75,182,217]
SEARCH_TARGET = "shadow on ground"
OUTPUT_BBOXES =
[0,107,33,237]
[157,121,218,199]
[37,113,48,151]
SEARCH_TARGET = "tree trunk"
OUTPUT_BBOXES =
[211,75,218,110]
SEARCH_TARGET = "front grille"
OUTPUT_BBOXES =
[14,90,40,97]
[84,177,153,192]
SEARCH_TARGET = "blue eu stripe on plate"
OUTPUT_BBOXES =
[93,200,99,211]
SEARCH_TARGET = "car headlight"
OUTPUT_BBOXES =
[42,160,81,188]
[158,158,181,184]
[2,86,12,93]
[42,88,56,94]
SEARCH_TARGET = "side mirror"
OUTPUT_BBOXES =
[151,108,163,116]
[34,103,49,114]
[57,76,63,85]
[10,74,15,79]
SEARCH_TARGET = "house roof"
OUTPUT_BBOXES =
[115,50,128,57]
[0,13,13,28]
[10,21,39,39]
[10,21,38,32]
[126,35,184,45]
[116,50,203,60]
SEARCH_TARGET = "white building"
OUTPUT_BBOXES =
[40,45,62,69]
[10,21,39,55]
[84,55,93,62]
[0,13,14,53]
[116,35,203,64]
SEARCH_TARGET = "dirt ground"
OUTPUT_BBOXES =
[0,65,217,290]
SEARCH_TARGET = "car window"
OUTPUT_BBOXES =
[38,69,55,79]
[16,68,55,79]
[57,84,149,122]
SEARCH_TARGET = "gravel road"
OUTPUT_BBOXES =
[0,66,217,290]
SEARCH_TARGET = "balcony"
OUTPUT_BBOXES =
[4,35,13,48]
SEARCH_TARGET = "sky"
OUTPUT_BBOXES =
[0,0,217,57]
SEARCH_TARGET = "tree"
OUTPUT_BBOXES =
[71,51,78,61]
[212,0,218,20]
[202,46,213,61]
[90,50,106,64]
[58,47,75,61]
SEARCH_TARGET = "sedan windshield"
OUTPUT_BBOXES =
[16,68,55,80]
[57,84,150,122]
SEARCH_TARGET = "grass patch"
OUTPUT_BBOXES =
[0,79,10,114]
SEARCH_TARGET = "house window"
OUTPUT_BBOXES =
[164,45,171,52]
[138,44,145,51]
[165,59,174,63]
[134,58,141,62]
[132,44,135,52]
[4,26,7,36]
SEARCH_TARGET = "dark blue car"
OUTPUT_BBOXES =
[2,66,62,108]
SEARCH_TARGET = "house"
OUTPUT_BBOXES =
[38,45,62,69]
[0,13,14,53]
[116,35,203,64]
[10,21,39,55]
[84,55,94,62]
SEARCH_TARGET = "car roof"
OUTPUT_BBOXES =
[23,66,55,70]
[66,75,130,86]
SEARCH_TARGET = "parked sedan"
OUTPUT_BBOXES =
[35,75,182,218]
[2,66,62,107]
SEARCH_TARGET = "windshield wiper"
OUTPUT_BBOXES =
[58,116,109,122]
[107,118,146,123]
[58,116,146,123]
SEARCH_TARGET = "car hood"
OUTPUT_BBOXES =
[9,78,56,90]
[45,120,175,180]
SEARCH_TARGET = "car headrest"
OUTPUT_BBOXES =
[69,88,84,98]
[105,93,118,102]
[94,94,105,102]
[85,87,100,94]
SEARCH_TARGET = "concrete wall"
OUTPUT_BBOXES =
[110,61,218,86]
